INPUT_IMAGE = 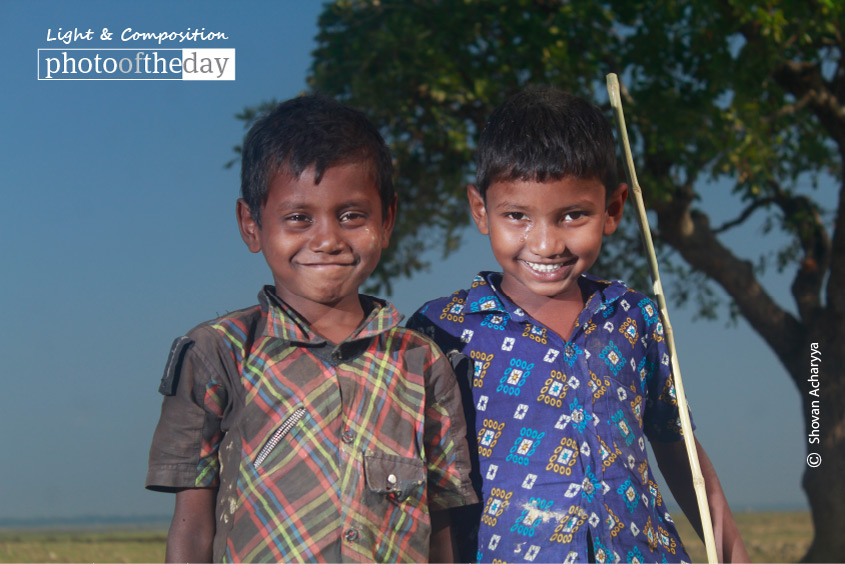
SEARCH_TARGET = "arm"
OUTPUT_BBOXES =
[651,437,749,563]
[429,509,455,563]
[419,342,479,563]
[165,487,217,563]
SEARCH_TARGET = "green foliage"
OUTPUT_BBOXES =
[232,0,841,317]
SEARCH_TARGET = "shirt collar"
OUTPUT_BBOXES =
[259,286,403,345]
[464,271,630,322]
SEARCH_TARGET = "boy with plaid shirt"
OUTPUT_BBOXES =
[147,95,477,563]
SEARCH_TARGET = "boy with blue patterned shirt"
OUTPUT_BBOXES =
[408,87,748,563]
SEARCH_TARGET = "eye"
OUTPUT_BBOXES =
[563,211,586,222]
[285,213,311,224]
[505,211,527,221]
[340,210,367,224]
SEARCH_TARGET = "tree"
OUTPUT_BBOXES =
[241,1,844,559]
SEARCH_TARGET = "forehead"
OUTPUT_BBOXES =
[265,162,381,206]
[486,175,606,206]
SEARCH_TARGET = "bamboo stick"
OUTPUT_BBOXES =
[606,73,718,564]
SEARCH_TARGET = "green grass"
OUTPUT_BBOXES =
[0,529,166,563]
[673,510,812,563]
[0,511,813,563]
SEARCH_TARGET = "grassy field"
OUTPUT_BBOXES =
[0,529,166,563]
[673,510,812,563]
[0,511,812,563]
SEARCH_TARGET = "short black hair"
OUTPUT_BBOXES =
[240,93,394,225]
[475,86,618,199]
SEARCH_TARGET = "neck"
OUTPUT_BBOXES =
[524,298,584,342]
[295,295,368,345]
[501,282,587,343]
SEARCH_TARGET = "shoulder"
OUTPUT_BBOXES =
[162,304,264,386]
[411,288,470,321]
[606,278,654,308]
[381,325,447,365]
[183,304,263,349]
[616,286,661,329]
[407,273,509,350]
[374,326,463,399]
[588,277,666,352]
[585,274,658,318]
[407,272,500,329]
[156,304,262,398]
[406,288,471,349]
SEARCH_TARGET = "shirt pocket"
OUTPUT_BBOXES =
[362,451,430,562]
[363,449,425,503]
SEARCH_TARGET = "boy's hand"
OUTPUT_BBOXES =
[651,438,749,563]
[166,487,217,563]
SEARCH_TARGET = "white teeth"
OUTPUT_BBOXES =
[525,261,563,273]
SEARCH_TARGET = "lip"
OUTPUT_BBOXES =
[296,261,356,268]
[519,258,576,277]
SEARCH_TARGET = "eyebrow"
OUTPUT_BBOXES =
[493,199,599,212]
[271,199,375,212]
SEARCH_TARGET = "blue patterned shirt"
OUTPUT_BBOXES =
[408,272,693,564]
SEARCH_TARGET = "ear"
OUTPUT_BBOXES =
[380,195,398,249]
[236,199,262,253]
[603,183,628,236]
[467,185,490,236]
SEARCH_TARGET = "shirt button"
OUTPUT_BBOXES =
[344,528,359,542]
[342,430,355,444]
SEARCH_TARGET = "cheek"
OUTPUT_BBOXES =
[368,221,393,250]
[264,234,302,266]
[362,226,377,245]
[488,230,519,259]
[489,221,525,250]
[356,229,387,261]
[373,226,390,250]
[570,229,603,257]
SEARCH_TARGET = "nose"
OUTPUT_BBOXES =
[310,219,345,253]
[526,220,566,258]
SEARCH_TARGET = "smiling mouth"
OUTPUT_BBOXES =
[522,260,575,273]
[297,261,356,268]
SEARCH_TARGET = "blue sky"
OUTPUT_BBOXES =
[0,1,819,522]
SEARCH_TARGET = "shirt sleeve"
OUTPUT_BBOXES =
[146,328,230,492]
[642,303,696,443]
[421,344,479,511]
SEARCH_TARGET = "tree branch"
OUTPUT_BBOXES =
[718,1,843,319]
[826,176,845,314]
[765,45,845,318]
[772,60,845,149]
[713,197,777,234]
[764,181,832,321]
[654,197,805,376]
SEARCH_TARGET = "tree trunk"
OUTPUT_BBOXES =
[654,194,845,561]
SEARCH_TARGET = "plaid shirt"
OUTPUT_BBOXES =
[408,272,693,564]
[147,287,477,563]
